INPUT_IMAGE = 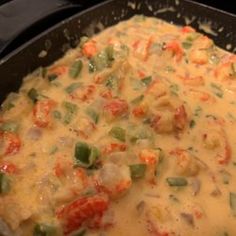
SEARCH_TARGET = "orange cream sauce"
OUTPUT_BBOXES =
[0,15,236,236]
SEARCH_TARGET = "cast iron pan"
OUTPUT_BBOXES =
[0,0,235,103]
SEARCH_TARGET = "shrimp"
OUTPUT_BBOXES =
[165,40,183,62]
[170,148,199,176]
[53,159,91,203]
[139,149,161,184]
[178,75,205,87]
[72,117,96,139]
[56,194,109,235]
[214,56,236,81]
[32,99,56,128]
[174,105,188,130]
[70,84,96,102]
[189,36,213,65]
[202,120,231,165]
[95,163,132,198]
[132,36,154,61]
[150,111,174,134]
[103,99,129,121]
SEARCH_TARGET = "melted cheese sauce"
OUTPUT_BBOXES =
[1,15,236,236]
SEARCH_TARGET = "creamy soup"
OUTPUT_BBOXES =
[0,15,236,236]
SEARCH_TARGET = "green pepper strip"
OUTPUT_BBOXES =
[74,142,99,168]
[27,88,39,103]
[129,164,147,179]
[109,126,126,142]
[33,223,57,236]
[0,121,19,133]
[69,60,83,79]
[230,192,236,215]
[0,173,10,194]
[166,177,188,187]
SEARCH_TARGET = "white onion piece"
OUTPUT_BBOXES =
[26,127,42,140]
[180,213,194,227]
[58,136,74,147]
[191,178,201,196]
[0,219,15,236]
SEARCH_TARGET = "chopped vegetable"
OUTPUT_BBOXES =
[182,33,199,50]
[79,36,89,47]
[74,142,99,168]
[129,126,152,143]
[105,45,115,62]
[169,194,179,202]
[129,164,147,179]
[105,75,119,91]
[194,106,202,117]
[40,67,47,78]
[82,40,97,58]
[210,83,223,98]
[49,145,58,155]
[220,170,231,184]
[229,192,236,215]
[1,93,18,111]
[62,101,78,125]
[169,83,179,96]
[63,102,78,113]
[0,121,19,133]
[0,173,10,194]
[230,62,236,77]
[71,228,87,236]
[191,178,201,196]
[165,65,176,72]
[189,120,196,128]
[109,126,126,142]
[27,88,39,103]
[0,162,18,174]
[180,212,194,226]
[65,83,82,93]
[89,46,114,72]
[209,53,220,65]
[53,110,62,120]
[1,102,14,111]
[0,132,21,155]
[131,94,144,105]
[69,60,83,79]
[86,107,99,124]
[33,223,56,236]
[141,76,152,86]
[88,60,96,73]
[155,148,165,177]
[47,74,58,82]
[166,177,188,187]
[182,41,192,49]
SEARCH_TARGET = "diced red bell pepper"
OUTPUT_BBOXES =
[0,132,21,156]
[0,162,19,174]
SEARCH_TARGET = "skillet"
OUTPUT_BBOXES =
[0,0,235,103]
[0,0,235,234]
